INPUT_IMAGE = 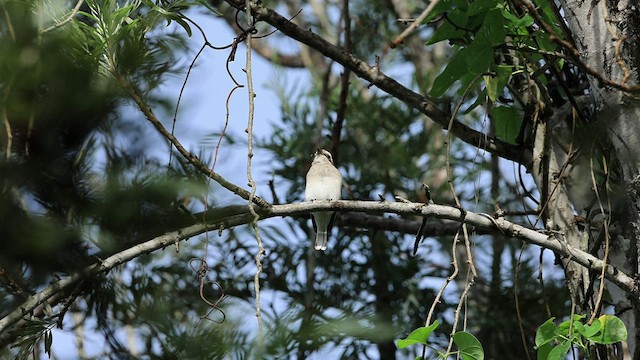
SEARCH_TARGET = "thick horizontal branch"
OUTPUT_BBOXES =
[239,1,526,164]
[1,200,636,335]
[336,212,479,237]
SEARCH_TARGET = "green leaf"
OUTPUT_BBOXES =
[579,319,601,338]
[465,38,493,74]
[189,0,223,16]
[557,314,585,336]
[500,7,534,29]
[484,65,512,102]
[173,16,193,37]
[547,340,571,360]
[427,18,467,45]
[468,0,497,16]
[430,49,470,97]
[453,331,484,360]
[492,106,521,144]
[536,342,552,360]
[480,8,507,46]
[396,321,439,349]
[535,318,557,348]
[589,315,627,344]
[464,89,487,114]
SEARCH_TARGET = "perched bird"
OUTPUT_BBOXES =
[305,148,342,251]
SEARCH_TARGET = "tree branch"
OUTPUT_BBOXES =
[1,200,636,336]
[336,212,483,237]
[219,7,306,68]
[237,0,527,164]
[113,73,271,209]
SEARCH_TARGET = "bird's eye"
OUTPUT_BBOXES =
[325,154,333,163]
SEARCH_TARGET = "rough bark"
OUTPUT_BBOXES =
[558,0,640,357]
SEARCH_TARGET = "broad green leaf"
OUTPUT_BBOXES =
[579,319,601,338]
[485,65,512,102]
[492,106,521,144]
[500,7,534,29]
[547,340,571,360]
[536,342,552,360]
[453,331,484,360]
[468,0,497,16]
[535,318,557,347]
[480,8,507,46]
[589,315,627,344]
[430,50,469,97]
[453,0,470,10]
[465,38,493,74]
[427,21,467,45]
[396,321,439,349]
[557,314,585,336]
[572,321,585,335]
[484,75,498,101]
[427,9,468,45]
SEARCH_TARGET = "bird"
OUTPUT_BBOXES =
[305,148,342,251]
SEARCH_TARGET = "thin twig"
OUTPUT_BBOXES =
[587,154,611,325]
[445,72,487,207]
[41,0,85,34]
[169,42,208,166]
[423,226,461,358]
[445,224,477,355]
[244,0,266,349]
[514,242,533,360]
[600,1,630,85]
[389,0,441,48]
[330,0,351,164]
[2,108,11,160]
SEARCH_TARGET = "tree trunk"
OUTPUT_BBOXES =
[558,1,640,357]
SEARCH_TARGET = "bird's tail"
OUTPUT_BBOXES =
[315,231,328,251]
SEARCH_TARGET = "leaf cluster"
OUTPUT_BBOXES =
[397,321,484,360]
[535,314,628,360]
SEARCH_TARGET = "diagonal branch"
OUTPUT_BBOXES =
[113,73,271,209]
[1,200,636,336]
[236,0,527,165]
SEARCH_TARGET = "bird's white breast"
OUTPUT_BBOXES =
[305,161,342,201]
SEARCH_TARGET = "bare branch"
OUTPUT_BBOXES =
[2,200,636,335]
